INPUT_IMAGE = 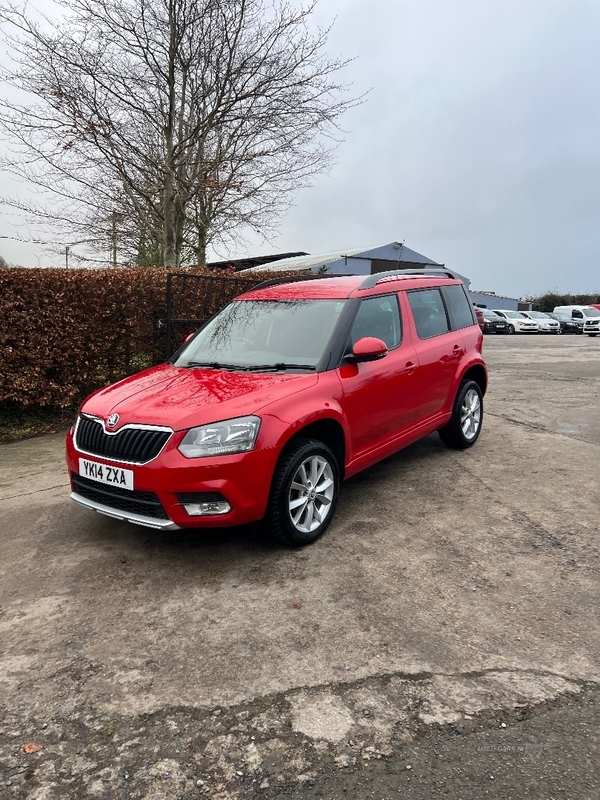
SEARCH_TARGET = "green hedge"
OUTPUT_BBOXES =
[526,291,600,312]
[0,267,295,408]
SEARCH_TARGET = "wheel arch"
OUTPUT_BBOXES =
[277,417,347,480]
[460,363,488,396]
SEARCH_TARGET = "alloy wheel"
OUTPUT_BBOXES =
[460,388,481,441]
[288,455,335,533]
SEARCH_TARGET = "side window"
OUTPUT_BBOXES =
[349,295,401,350]
[572,310,583,319]
[407,288,450,339]
[441,284,475,330]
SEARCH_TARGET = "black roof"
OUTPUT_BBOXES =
[206,252,308,272]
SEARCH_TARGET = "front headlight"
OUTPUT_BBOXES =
[178,415,261,458]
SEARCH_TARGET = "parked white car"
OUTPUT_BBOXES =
[553,305,600,337]
[493,310,539,334]
[519,311,561,334]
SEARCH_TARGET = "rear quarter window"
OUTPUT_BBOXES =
[441,284,476,330]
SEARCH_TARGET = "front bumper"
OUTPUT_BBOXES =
[70,491,181,530]
[66,429,279,529]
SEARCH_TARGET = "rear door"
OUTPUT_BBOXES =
[405,286,467,422]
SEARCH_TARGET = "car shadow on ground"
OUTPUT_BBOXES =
[45,433,453,597]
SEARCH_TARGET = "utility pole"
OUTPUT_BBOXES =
[65,245,70,269]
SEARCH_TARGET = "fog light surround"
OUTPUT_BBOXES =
[184,501,231,516]
[176,492,231,516]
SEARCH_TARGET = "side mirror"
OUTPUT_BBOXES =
[346,336,388,363]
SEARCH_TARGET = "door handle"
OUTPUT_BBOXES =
[405,361,416,375]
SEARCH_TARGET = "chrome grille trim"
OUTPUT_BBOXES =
[74,415,173,465]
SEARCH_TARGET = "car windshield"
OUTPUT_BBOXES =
[528,311,551,319]
[482,310,502,318]
[173,299,346,370]
[584,308,600,317]
[502,311,527,319]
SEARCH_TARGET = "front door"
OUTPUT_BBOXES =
[337,294,419,459]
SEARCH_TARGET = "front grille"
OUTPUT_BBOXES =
[72,473,169,520]
[75,416,171,464]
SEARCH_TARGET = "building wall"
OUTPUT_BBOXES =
[321,257,472,289]
[324,257,371,275]
[470,291,531,311]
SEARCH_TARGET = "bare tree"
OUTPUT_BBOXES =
[0,0,356,267]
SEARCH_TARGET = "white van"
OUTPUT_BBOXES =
[553,305,600,337]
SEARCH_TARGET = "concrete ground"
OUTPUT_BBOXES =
[0,333,599,799]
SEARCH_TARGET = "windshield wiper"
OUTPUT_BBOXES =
[243,363,317,372]
[185,361,249,370]
[184,361,317,372]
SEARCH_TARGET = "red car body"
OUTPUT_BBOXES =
[66,271,487,543]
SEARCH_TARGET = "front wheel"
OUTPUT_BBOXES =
[266,438,340,547]
[588,333,598,337]
[507,324,515,334]
[438,380,483,449]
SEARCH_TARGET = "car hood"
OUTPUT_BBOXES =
[81,363,318,432]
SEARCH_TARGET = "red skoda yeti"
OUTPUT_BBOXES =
[66,270,487,546]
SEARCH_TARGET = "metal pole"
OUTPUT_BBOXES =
[166,273,173,360]
[65,245,69,269]
[111,212,117,267]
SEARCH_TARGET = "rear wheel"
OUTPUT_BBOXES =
[438,380,483,449]
[267,438,340,547]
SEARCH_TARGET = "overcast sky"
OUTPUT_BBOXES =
[2,0,600,298]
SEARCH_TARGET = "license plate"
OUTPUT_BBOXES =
[79,458,134,490]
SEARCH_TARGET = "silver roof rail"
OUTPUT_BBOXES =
[358,267,458,290]
[251,273,352,291]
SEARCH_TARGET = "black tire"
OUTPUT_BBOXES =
[588,333,598,337]
[507,324,515,334]
[266,438,340,547]
[438,380,483,450]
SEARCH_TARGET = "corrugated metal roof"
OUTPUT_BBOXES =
[471,290,524,302]
[239,246,379,273]
[206,252,308,271]
[239,242,442,274]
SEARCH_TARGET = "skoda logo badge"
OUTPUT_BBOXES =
[107,413,119,429]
